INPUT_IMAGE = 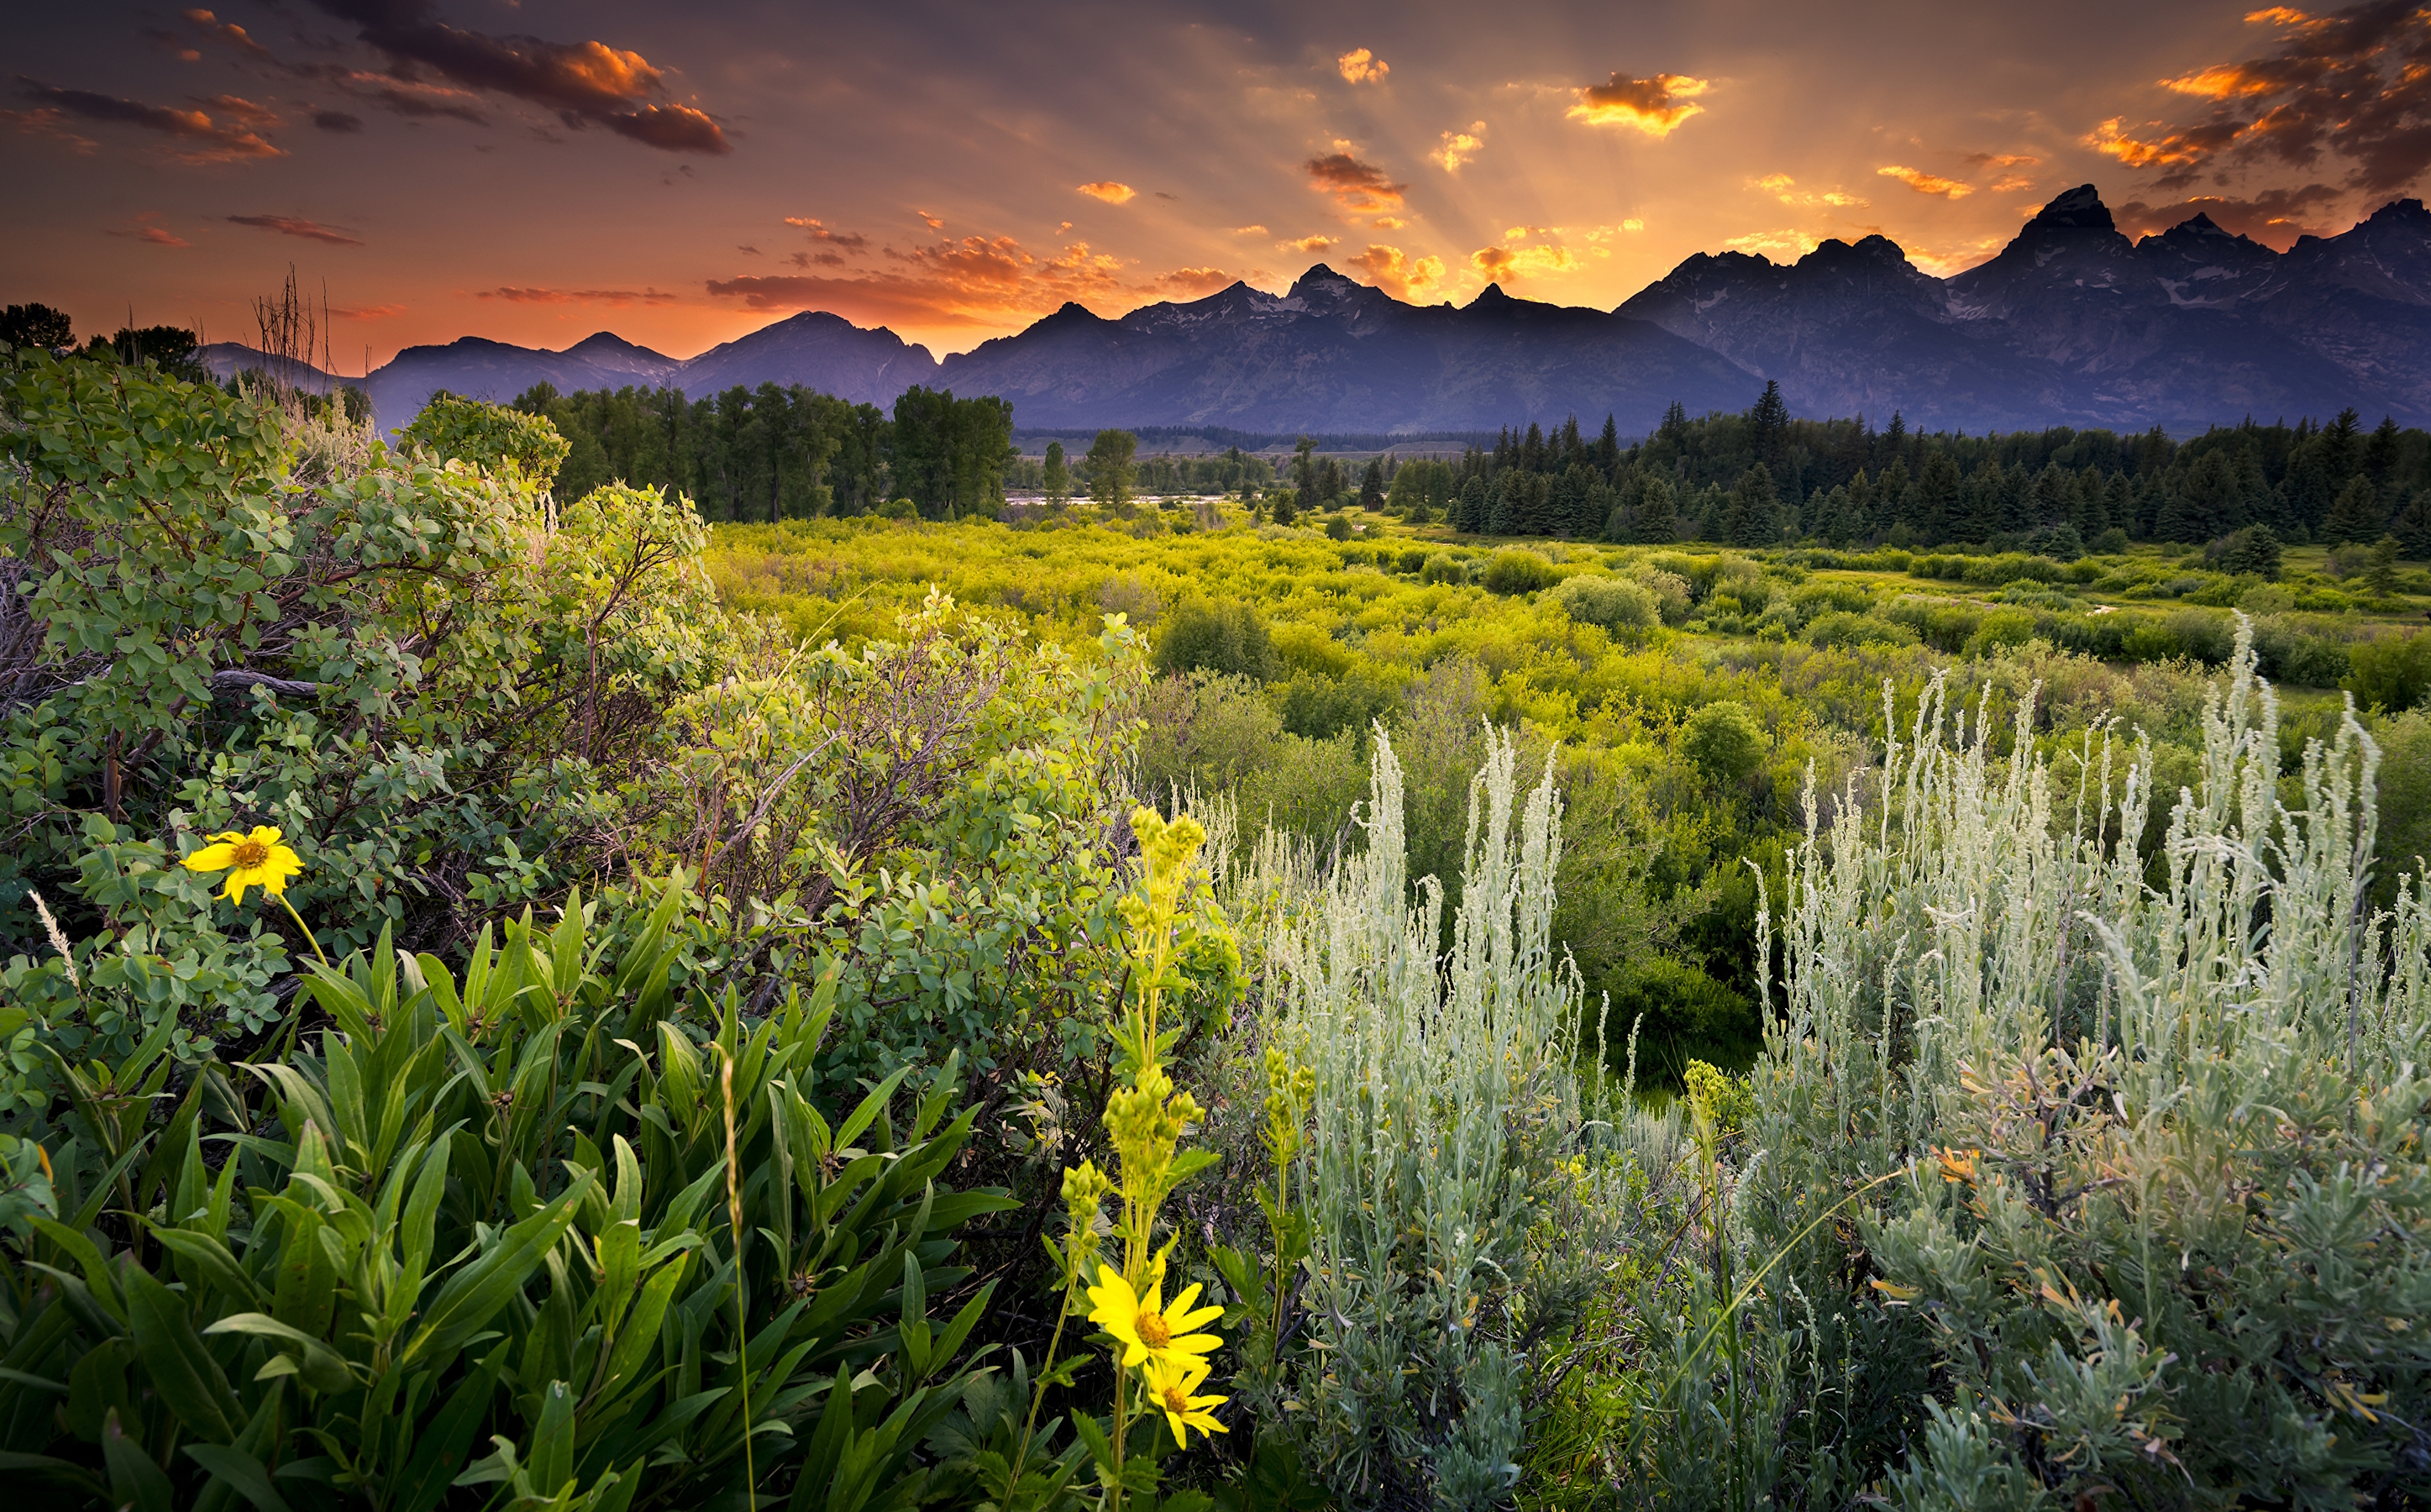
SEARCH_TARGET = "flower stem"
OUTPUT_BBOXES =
[276,893,331,969]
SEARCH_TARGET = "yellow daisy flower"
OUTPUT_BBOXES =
[1084,1265,1224,1372]
[1143,1356,1227,1447]
[182,826,303,906]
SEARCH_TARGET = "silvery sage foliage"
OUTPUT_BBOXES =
[1751,620,2431,1508]
[1273,727,1594,1510]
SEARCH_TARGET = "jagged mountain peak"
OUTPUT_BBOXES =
[2031,184,2116,232]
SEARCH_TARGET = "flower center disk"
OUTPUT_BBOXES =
[1136,1310,1171,1348]
[233,841,269,868]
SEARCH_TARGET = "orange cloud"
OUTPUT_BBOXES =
[317,10,731,154]
[1229,224,1269,235]
[477,286,680,306]
[784,217,868,252]
[2163,64,2278,98]
[1434,124,1484,171]
[1336,48,1389,84]
[1078,181,1137,203]
[1567,73,1710,137]
[1278,234,1338,253]
[2,107,100,152]
[1141,267,1233,298]
[181,8,271,60]
[2094,4,2431,193]
[17,81,281,161]
[2086,117,2220,168]
[228,213,362,246]
[330,302,406,321]
[1877,165,1973,198]
[1345,244,1445,300]
[1756,173,1867,207]
[1305,150,1406,211]
[1725,228,1823,260]
[196,94,280,129]
[1469,244,1582,283]
[708,234,1148,330]
[139,224,190,247]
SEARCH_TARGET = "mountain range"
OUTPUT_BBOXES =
[202,185,2431,438]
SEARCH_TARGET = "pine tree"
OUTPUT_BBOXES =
[2392,489,2431,560]
[1636,475,1678,543]
[1596,414,1621,477]
[1909,454,1956,543]
[2281,444,2333,539]
[1042,440,1069,505]
[2365,416,2403,485]
[1487,474,1516,535]
[1730,464,1779,547]
[2323,407,2363,486]
[1358,457,1386,511]
[1749,381,1790,470]
[2324,475,2384,544]
[1455,475,1486,533]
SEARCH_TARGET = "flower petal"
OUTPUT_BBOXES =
[183,843,239,872]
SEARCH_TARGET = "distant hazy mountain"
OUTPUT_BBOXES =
[207,314,940,432]
[203,186,2431,435]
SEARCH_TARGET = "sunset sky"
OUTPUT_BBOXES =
[7,0,2428,369]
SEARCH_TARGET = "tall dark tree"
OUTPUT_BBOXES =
[1596,414,1621,477]
[1359,456,1387,511]
[2324,475,2384,544]
[1042,440,1069,504]
[1730,464,1780,547]
[1749,381,1790,471]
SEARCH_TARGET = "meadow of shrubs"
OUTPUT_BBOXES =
[7,348,2431,1512]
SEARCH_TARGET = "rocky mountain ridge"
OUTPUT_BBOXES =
[201,186,2431,435]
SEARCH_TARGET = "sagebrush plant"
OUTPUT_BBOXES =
[1746,618,2431,1507]
[1,868,1016,1511]
[1273,726,1609,1509]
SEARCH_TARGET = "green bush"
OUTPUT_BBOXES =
[1481,548,1560,595]
[1601,955,1760,1076]
[1155,596,1279,680]
[0,355,722,1050]
[1803,610,1919,649]
[1420,551,1468,585]
[2346,629,2431,711]
[1552,574,1661,632]
[1,888,1011,1509]
[1680,701,1764,785]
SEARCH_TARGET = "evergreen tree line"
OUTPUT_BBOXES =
[509,381,1014,522]
[1005,444,1279,497]
[1385,382,2431,554]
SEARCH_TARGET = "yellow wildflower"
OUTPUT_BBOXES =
[1143,1356,1228,1447]
[182,826,302,906]
[1084,1265,1223,1371]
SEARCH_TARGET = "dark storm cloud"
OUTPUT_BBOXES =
[2103,1,2431,195]
[306,0,730,154]
[313,110,364,132]
[16,78,281,160]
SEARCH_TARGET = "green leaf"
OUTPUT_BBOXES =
[183,1444,296,1512]
[391,1349,505,1512]
[153,1227,266,1313]
[123,1264,240,1441]
[202,1314,354,1395]
[402,1169,594,1367]
[102,1408,173,1512]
